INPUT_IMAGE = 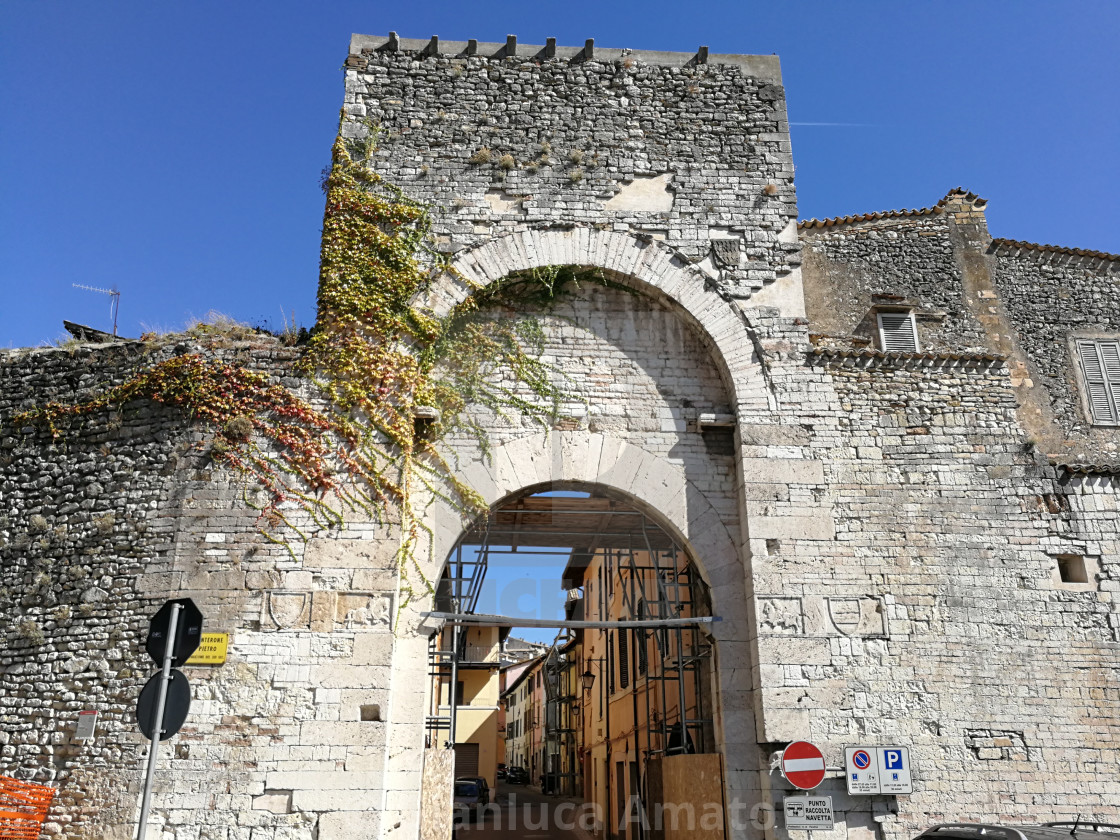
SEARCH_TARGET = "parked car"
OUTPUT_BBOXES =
[506,766,530,785]
[497,763,508,780]
[453,781,486,822]
[455,776,490,805]
[914,824,1120,840]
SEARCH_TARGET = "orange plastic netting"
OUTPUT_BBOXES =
[0,776,54,840]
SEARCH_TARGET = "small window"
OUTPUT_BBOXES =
[1076,339,1120,425]
[1056,555,1088,584]
[360,704,381,722]
[877,311,919,352]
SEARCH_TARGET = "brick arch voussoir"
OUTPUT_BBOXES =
[425,431,749,632]
[419,227,761,407]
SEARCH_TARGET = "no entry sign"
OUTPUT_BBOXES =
[782,740,827,790]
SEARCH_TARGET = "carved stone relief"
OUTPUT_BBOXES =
[710,237,743,269]
[263,590,393,632]
[758,596,803,634]
[265,591,312,630]
[337,592,392,629]
[757,594,888,637]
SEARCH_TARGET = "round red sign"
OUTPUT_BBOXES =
[781,740,826,790]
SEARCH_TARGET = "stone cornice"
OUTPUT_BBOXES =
[808,347,1007,371]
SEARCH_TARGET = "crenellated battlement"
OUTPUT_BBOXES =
[348,32,782,80]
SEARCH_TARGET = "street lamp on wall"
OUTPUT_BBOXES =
[581,669,596,693]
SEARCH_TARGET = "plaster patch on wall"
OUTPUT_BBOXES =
[603,173,674,213]
[778,219,799,245]
[965,729,1032,761]
[484,189,522,214]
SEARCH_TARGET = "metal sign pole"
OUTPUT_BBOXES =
[136,602,181,840]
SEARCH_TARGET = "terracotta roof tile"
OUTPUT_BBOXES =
[989,238,1120,266]
[1054,462,1120,476]
[799,188,986,231]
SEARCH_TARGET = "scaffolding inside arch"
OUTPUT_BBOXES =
[424,487,718,811]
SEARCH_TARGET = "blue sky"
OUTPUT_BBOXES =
[463,544,572,645]
[2,1,1117,349]
[2,2,1118,636]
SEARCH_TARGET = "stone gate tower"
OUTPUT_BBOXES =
[340,32,809,837]
[1,31,1118,840]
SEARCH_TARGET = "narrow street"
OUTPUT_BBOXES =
[457,782,594,840]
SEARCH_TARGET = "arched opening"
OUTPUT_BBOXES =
[426,481,724,838]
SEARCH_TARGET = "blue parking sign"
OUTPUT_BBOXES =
[875,747,912,794]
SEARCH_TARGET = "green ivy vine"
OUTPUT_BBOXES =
[12,116,613,614]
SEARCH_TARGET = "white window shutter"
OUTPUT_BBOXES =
[1078,340,1120,424]
[877,312,919,352]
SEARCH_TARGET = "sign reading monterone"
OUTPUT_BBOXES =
[184,633,229,665]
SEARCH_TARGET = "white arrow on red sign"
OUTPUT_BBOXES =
[782,740,827,790]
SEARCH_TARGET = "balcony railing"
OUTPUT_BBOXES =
[460,643,499,663]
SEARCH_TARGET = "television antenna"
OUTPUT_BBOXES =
[72,283,121,336]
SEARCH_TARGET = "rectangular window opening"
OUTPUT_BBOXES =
[360,704,381,722]
[1057,554,1088,584]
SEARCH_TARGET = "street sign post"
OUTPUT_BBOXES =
[137,599,203,840]
[844,747,880,795]
[781,741,827,790]
[136,670,191,741]
[784,795,834,830]
[184,632,229,666]
[145,598,204,667]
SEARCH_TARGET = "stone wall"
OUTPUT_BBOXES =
[0,337,403,840]
[796,194,1120,828]
[990,241,1120,460]
[800,200,989,352]
[343,35,801,305]
[1,340,194,837]
[786,350,1120,830]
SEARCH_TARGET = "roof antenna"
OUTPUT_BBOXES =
[1070,815,1081,836]
[73,283,121,336]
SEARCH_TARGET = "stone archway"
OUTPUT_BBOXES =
[416,227,774,413]
[415,430,761,828]
[387,228,773,837]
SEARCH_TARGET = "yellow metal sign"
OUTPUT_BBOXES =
[185,633,229,665]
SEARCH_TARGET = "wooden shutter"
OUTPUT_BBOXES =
[617,631,629,689]
[636,602,647,675]
[877,311,919,352]
[1078,340,1120,424]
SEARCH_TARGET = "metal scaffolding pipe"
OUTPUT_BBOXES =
[421,611,719,629]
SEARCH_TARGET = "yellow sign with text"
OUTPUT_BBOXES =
[185,633,229,665]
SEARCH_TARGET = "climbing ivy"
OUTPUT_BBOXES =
[12,117,602,612]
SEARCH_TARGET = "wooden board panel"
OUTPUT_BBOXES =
[659,753,726,840]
